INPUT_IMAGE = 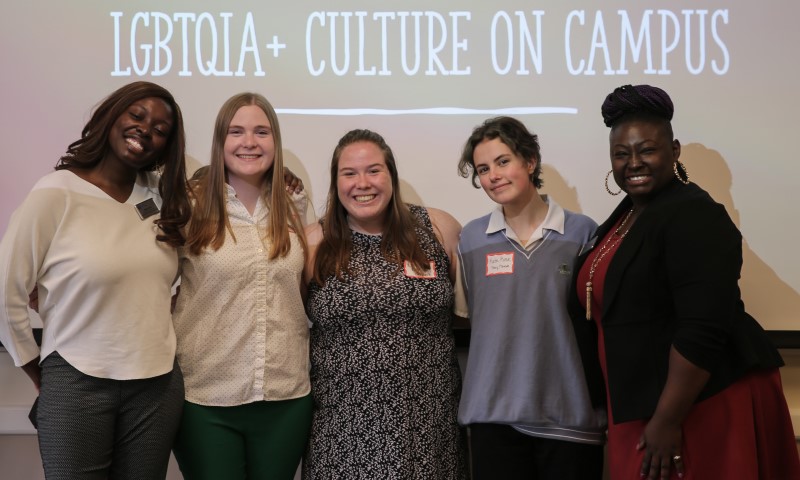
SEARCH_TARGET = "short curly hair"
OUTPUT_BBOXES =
[458,116,543,189]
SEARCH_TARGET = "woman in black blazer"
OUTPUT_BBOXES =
[568,84,800,480]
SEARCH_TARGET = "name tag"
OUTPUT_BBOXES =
[404,260,437,279]
[134,198,159,220]
[486,252,514,276]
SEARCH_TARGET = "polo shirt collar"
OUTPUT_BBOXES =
[485,195,566,238]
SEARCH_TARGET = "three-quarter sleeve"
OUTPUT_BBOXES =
[664,199,741,372]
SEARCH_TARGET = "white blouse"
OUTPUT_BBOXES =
[0,170,178,379]
[173,185,310,406]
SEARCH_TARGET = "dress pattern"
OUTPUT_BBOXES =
[303,205,467,480]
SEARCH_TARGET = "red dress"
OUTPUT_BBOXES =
[577,220,800,480]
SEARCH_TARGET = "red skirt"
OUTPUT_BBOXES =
[604,369,800,479]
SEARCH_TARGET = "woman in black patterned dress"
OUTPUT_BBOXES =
[302,129,467,479]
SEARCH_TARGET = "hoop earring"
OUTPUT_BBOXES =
[605,170,622,195]
[673,161,690,185]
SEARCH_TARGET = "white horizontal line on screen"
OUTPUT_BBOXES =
[274,107,578,116]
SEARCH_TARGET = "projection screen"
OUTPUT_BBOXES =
[1,0,797,332]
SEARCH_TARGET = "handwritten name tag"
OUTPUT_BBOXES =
[404,260,437,279]
[486,252,514,276]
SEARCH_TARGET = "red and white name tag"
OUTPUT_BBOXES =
[404,260,437,279]
[486,252,514,276]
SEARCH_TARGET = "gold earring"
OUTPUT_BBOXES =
[605,170,622,195]
[673,161,690,185]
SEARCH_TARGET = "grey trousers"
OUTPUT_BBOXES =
[35,352,184,480]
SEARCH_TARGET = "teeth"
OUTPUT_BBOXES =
[237,154,260,159]
[355,195,375,202]
[126,138,143,152]
[629,175,648,181]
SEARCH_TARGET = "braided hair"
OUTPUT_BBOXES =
[601,84,674,128]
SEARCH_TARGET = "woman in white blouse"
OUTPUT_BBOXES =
[0,81,190,479]
[171,92,311,480]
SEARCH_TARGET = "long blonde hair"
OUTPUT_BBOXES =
[184,93,306,259]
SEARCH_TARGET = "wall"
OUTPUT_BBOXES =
[3,2,800,334]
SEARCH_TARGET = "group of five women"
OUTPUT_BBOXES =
[0,81,798,480]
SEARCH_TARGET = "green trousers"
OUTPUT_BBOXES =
[173,395,312,480]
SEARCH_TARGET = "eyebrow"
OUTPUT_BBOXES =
[227,124,271,130]
[624,140,660,149]
[475,153,509,165]
[339,163,385,171]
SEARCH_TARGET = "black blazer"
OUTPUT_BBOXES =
[568,180,783,423]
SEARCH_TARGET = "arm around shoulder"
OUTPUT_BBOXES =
[303,222,324,286]
[290,189,314,226]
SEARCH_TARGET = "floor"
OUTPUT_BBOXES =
[1,434,798,479]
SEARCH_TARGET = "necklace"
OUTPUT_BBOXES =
[585,208,635,320]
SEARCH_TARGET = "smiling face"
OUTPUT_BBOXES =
[107,97,174,171]
[336,140,393,234]
[610,118,681,207]
[223,105,275,185]
[473,137,537,207]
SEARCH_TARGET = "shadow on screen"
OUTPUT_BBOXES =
[539,164,583,215]
[681,143,800,331]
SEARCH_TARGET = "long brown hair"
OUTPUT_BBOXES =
[184,93,306,259]
[56,81,190,247]
[312,129,428,284]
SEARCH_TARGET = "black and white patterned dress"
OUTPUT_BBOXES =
[303,205,467,480]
